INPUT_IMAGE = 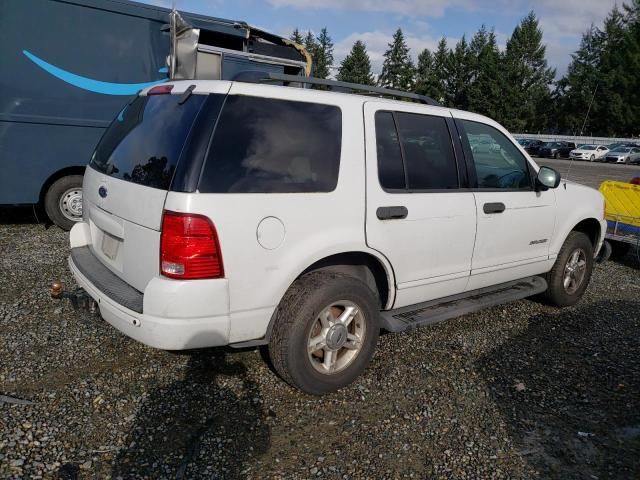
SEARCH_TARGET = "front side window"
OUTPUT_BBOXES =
[461,120,531,189]
[199,96,341,193]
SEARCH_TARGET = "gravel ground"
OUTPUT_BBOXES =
[1,215,639,479]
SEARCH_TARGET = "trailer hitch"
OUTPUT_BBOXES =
[50,281,97,313]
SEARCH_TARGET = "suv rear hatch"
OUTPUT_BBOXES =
[82,87,214,293]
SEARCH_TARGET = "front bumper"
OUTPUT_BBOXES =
[68,245,232,350]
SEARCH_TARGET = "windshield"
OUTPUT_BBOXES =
[611,147,631,153]
[90,94,206,190]
[580,145,596,150]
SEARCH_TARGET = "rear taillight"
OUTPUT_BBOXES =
[160,211,224,280]
[148,85,174,95]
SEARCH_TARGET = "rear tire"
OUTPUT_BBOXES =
[539,231,594,307]
[268,271,380,395]
[44,175,84,231]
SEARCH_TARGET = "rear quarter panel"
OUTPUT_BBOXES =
[164,89,388,342]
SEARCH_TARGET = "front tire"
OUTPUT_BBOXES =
[590,154,595,162]
[44,175,83,230]
[268,271,380,395]
[540,231,594,307]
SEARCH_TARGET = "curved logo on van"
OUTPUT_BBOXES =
[22,50,168,96]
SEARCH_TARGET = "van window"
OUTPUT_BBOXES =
[90,94,206,190]
[395,112,459,190]
[375,112,405,189]
[199,96,342,193]
[460,120,531,189]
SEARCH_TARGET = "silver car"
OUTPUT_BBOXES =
[604,146,640,164]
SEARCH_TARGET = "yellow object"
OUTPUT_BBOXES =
[599,180,640,227]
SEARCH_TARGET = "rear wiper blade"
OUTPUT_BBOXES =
[178,84,196,105]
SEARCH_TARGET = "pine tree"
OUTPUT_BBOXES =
[446,35,472,109]
[378,28,415,90]
[428,38,449,103]
[555,2,640,136]
[290,28,304,45]
[337,40,374,85]
[313,27,334,79]
[502,11,555,132]
[468,26,502,120]
[304,31,320,76]
[414,48,434,96]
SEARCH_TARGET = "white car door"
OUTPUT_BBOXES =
[453,114,556,290]
[364,102,477,308]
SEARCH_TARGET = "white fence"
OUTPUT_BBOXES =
[512,133,638,145]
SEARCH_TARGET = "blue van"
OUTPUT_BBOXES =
[0,0,308,228]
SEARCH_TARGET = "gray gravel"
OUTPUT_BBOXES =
[1,215,639,479]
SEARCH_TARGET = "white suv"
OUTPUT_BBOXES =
[66,78,607,395]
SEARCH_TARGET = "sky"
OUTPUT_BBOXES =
[137,0,620,77]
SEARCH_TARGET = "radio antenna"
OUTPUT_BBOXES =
[565,81,599,188]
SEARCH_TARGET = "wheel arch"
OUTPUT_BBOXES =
[238,249,396,348]
[571,217,602,250]
[299,251,394,309]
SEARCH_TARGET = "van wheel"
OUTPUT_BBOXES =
[268,271,380,395]
[44,175,84,231]
[540,231,593,307]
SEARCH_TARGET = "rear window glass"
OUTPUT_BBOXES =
[90,94,206,190]
[198,95,342,193]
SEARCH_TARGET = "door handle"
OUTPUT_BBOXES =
[483,202,506,214]
[377,206,408,220]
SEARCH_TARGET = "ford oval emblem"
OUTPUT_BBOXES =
[98,186,108,198]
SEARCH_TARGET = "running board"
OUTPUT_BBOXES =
[380,276,547,333]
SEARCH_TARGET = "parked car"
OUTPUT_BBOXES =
[520,139,544,156]
[59,76,607,395]
[569,145,610,161]
[608,142,639,150]
[539,141,576,159]
[605,146,640,164]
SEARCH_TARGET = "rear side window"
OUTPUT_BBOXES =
[374,110,459,191]
[90,94,206,190]
[199,96,342,193]
[395,112,458,190]
[375,112,405,189]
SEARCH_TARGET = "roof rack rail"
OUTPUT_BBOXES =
[232,71,442,107]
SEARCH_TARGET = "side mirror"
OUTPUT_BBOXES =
[536,166,561,190]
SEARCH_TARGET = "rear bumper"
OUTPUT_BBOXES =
[68,244,232,350]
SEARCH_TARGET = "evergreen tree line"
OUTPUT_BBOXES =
[291,1,640,137]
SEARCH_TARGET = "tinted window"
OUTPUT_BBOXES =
[199,96,341,193]
[461,120,531,189]
[375,112,405,189]
[395,112,458,190]
[90,94,206,190]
